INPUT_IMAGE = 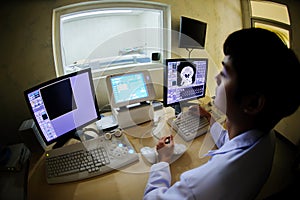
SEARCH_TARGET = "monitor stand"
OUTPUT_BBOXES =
[112,101,154,129]
[172,101,199,116]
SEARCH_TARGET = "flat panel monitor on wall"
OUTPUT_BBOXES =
[106,70,156,108]
[24,68,100,148]
[163,58,208,113]
[179,16,207,49]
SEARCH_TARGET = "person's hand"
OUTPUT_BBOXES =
[188,105,211,121]
[156,135,174,163]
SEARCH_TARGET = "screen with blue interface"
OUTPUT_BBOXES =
[110,73,148,104]
[164,58,208,106]
[24,68,100,145]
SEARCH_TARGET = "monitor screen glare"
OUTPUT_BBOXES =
[164,58,208,106]
[25,68,100,145]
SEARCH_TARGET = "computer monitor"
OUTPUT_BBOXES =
[24,68,100,148]
[106,70,156,108]
[163,58,208,114]
[179,16,207,49]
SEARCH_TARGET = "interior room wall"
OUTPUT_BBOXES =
[63,15,145,65]
[0,0,242,144]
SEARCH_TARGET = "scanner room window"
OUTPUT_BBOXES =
[52,1,170,76]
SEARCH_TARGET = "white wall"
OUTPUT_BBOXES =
[62,15,142,65]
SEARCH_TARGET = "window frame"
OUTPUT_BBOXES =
[240,0,292,48]
[52,1,171,76]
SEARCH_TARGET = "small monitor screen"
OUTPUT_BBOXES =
[164,58,208,107]
[106,71,156,108]
[24,68,100,146]
[111,73,148,104]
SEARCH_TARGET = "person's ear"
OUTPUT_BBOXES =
[242,94,265,115]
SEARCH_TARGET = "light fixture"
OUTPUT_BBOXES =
[62,9,133,21]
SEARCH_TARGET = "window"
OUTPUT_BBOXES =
[52,1,171,76]
[241,0,291,47]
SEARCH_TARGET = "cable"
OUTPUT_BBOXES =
[186,48,194,58]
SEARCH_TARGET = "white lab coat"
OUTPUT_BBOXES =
[144,122,275,200]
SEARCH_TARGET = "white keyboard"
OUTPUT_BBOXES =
[168,111,209,141]
[45,133,138,184]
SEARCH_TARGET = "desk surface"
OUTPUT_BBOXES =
[28,106,216,200]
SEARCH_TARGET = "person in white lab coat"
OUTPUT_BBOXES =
[143,28,300,200]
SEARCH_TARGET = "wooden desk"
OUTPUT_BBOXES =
[27,107,216,200]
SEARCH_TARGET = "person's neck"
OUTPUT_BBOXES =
[226,119,255,139]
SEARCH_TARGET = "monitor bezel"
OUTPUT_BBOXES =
[163,58,208,107]
[24,68,101,146]
[106,70,156,108]
[178,16,207,49]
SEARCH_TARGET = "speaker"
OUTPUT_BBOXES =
[151,52,161,61]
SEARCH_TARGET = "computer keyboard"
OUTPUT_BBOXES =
[45,133,138,184]
[167,111,209,142]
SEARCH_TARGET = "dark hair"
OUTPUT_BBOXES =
[223,28,300,120]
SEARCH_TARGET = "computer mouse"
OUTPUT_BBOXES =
[140,147,157,164]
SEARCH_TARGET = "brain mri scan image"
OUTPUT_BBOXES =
[177,62,196,86]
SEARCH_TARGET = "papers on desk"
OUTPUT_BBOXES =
[96,115,119,131]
